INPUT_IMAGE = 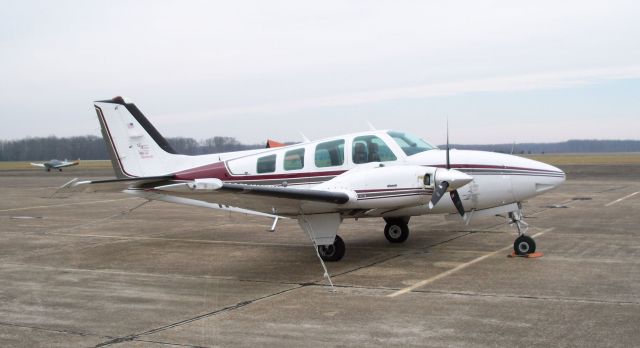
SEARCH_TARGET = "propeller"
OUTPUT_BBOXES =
[428,120,471,217]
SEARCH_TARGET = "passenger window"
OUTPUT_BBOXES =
[284,148,305,171]
[315,140,345,167]
[256,154,276,173]
[352,135,397,163]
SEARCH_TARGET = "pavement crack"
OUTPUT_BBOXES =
[92,285,303,347]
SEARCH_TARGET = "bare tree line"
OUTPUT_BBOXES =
[1,136,639,161]
[0,135,264,161]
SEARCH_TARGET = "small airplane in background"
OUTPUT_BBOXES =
[31,159,80,172]
[70,96,565,265]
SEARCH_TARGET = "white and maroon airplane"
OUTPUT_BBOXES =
[74,97,565,262]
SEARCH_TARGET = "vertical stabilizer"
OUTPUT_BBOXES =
[94,96,180,178]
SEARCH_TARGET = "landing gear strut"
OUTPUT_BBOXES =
[383,217,410,243]
[509,206,536,255]
[318,235,345,262]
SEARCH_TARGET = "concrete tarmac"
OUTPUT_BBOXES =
[0,165,638,347]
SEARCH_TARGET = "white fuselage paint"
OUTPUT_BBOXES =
[94,100,565,219]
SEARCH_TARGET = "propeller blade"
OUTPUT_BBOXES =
[428,181,450,209]
[450,190,465,217]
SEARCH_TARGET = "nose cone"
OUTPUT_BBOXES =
[531,158,565,187]
[508,155,566,196]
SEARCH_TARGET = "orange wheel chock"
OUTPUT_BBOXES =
[508,251,544,258]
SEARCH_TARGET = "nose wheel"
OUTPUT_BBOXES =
[509,206,538,256]
[514,235,536,255]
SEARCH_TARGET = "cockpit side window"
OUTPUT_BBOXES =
[387,131,437,156]
[352,135,397,163]
[315,139,345,167]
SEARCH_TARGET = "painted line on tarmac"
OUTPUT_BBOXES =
[605,191,639,207]
[46,232,312,248]
[0,197,138,212]
[387,228,554,298]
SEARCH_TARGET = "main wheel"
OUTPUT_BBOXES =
[513,235,536,255]
[384,221,409,243]
[318,235,345,262]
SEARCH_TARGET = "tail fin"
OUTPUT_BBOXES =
[94,96,180,178]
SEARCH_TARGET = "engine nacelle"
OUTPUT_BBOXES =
[316,163,436,209]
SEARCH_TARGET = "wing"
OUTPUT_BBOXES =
[53,160,80,168]
[30,163,46,168]
[72,176,351,216]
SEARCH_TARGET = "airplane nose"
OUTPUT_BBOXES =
[527,159,566,193]
[541,162,565,187]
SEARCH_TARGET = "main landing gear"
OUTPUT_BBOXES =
[383,217,410,243]
[509,206,536,256]
[318,235,345,262]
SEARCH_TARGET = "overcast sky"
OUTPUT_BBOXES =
[1,0,639,145]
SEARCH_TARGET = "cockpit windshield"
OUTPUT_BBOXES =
[387,131,438,156]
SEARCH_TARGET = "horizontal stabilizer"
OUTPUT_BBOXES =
[72,175,174,192]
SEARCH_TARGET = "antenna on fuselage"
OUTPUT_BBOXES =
[299,132,311,143]
[366,121,377,131]
[446,118,450,169]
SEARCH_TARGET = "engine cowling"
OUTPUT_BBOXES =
[316,163,437,209]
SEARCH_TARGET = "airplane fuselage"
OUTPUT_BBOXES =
[141,130,564,218]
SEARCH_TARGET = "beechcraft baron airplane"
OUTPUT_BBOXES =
[71,97,565,262]
[31,159,80,171]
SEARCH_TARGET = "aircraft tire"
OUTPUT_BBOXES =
[514,235,536,255]
[318,235,345,262]
[384,221,409,243]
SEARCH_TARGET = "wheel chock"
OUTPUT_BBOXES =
[508,251,544,258]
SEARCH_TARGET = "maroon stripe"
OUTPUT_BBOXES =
[175,162,346,181]
[432,164,562,173]
[356,188,424,193]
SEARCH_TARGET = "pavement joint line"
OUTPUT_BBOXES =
[410,289,640,306]
[299,284,640,306]
[605,191,639,207]
[94,285,303,347]
[1,262,304,287]
[0,320,111,340]
[128,338,206,347]
[329,253,406,279]
[42,231,404,251]
[0,197,138,212]
[328,231,476,281]
[387,228,554,298]
[595,185,629,194]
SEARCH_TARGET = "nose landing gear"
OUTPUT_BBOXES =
[509,207,537,256]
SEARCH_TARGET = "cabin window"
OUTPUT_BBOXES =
[315,139,345,167]
[256,154,276,173]
[352,135,397,163]
[284,148,305,171]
